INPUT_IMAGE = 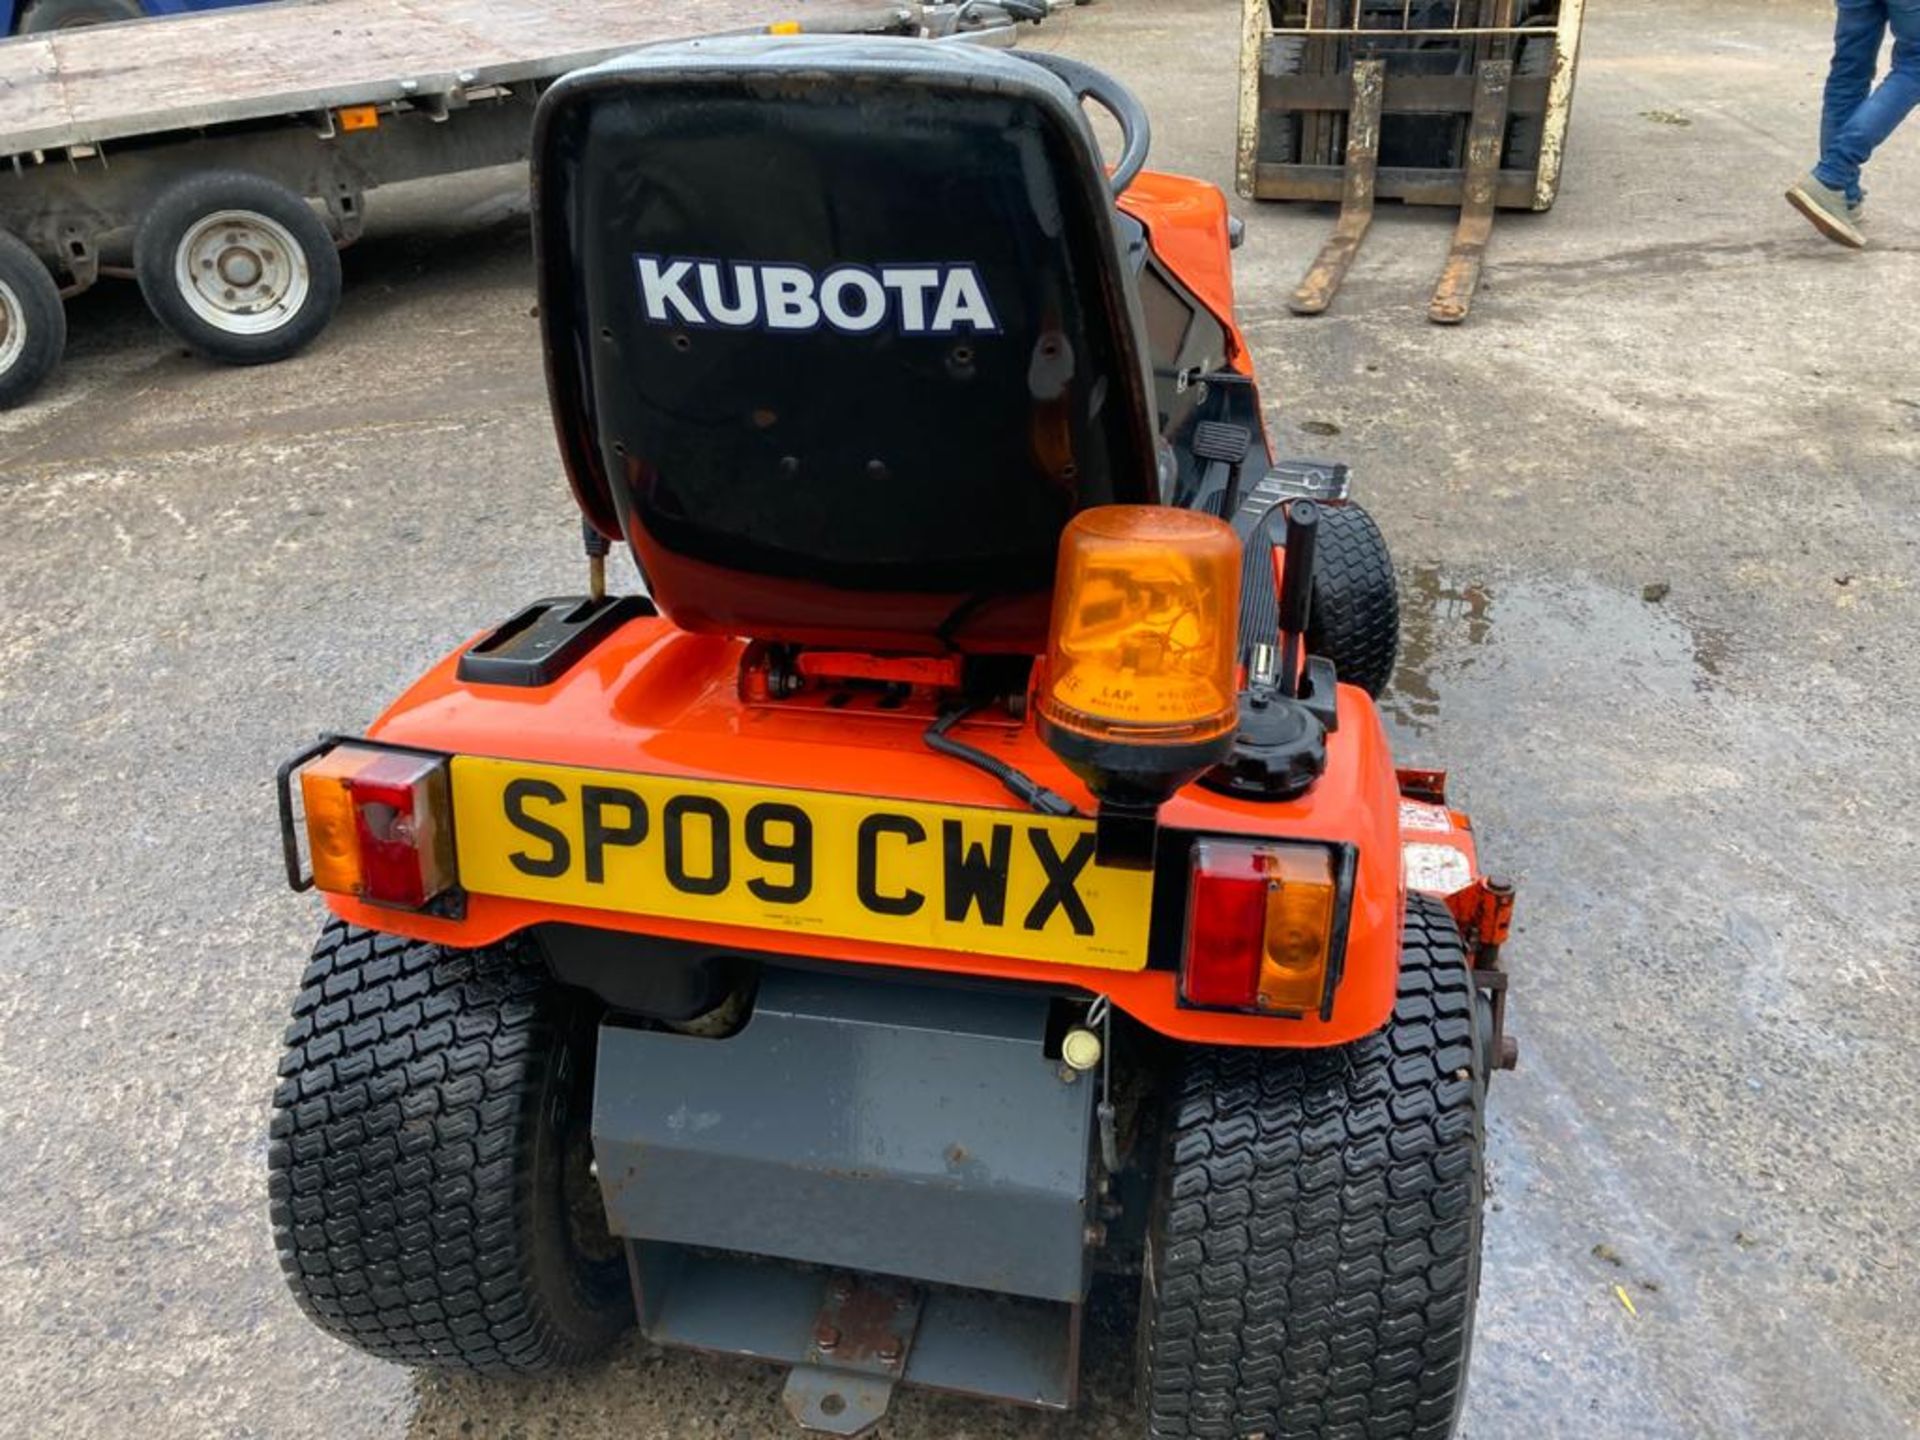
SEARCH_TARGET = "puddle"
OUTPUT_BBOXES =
[1385,568,1729,739]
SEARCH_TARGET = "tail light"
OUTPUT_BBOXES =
[1182,838,1342,1014]
[298,745,455,910]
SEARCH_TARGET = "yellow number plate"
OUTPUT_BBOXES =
[450,757,1154,971]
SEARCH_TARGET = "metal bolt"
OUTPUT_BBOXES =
[223,288,236,301]
[877,1339,902,1364]
[813,1322,840,1352]
[830,1278,852,1301]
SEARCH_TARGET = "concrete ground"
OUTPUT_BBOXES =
[2,0,1916,1436]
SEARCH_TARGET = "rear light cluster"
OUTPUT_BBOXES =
[1181,839,1341,1014]
[301,745,456,910]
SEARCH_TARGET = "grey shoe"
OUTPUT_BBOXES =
[1786,173,1866,248]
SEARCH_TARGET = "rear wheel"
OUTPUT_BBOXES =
[0,229,66,410]
[1139,896,1485,1439]
[135,171,341,364]
[1307,500,1400,698]
[268,922,632,1374]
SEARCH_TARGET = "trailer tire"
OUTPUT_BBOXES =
[135,171,341,365]
[268,921,633,1375]
[1307,500,1400,698]
[1139,896,1485,1440]
[0,230,66,410]
[17,0,141,30]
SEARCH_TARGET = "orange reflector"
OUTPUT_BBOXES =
[1182,839,1339,1014]
[300,745,455,909]
[767,19,802,33]
[1257,845,1338,1013]
[302,747,370,896]
[337,105,380,132]
[1038,506,1242,747]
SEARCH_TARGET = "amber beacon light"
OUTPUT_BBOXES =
[1037,506,1243,865]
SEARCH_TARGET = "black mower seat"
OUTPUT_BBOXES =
[533,35,1161,655]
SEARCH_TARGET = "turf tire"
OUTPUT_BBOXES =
[1306,500,1400,698]
[268,922,632,1374]
[1140,895,1485,1440]
[135,171,341,364]
[0,229,66,410]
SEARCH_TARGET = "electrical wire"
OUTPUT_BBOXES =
[924,705,1081,818]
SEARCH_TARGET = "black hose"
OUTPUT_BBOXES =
[925,706,1081,818]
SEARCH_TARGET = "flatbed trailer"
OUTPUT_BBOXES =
[0,0,929,406]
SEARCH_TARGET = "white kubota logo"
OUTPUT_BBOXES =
[634,255,1000,336]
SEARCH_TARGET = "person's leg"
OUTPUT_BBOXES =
[1812,0,1889,205]
[1819,0,1920,195]
[1817,0,1892,204]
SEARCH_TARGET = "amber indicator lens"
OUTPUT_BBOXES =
[1039,506,1242,746]
[300,745,455,909]
[1183,838,1339,1014]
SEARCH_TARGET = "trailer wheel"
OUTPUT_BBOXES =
[17,0,141,30]
[1307,500,1400,698]
[268,921,633,1374]
[0,230,66,410]
[135,171,341,365]
[1139,896,1485,1440]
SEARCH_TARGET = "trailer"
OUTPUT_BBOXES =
[0,0,936,407]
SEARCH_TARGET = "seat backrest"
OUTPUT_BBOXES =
[533,35,1161,654]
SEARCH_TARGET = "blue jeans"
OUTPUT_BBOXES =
[1815,0,1920,204]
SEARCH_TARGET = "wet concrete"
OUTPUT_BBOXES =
[1,1,1917,1437]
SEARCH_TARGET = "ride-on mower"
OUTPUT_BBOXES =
[269,32,1516,1440]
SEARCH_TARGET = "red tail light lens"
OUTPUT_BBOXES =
[300,746,455,910]
[1181,839,1340,1014]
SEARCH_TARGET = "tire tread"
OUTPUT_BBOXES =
[1143,897,1484,1440]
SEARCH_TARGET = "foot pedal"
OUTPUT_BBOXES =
[782,1275,923,1436]
[1192,420,1252,465]
[1189,420,1255,516]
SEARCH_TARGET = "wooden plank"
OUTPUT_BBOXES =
[0,0,912,158]
[1251,161,1539,209]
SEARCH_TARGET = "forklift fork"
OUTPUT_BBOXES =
[1428,57,1514,325]
[1288,58,1384,317]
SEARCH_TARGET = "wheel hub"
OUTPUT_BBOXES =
[0,278,24,375]
[173,209,310,336]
